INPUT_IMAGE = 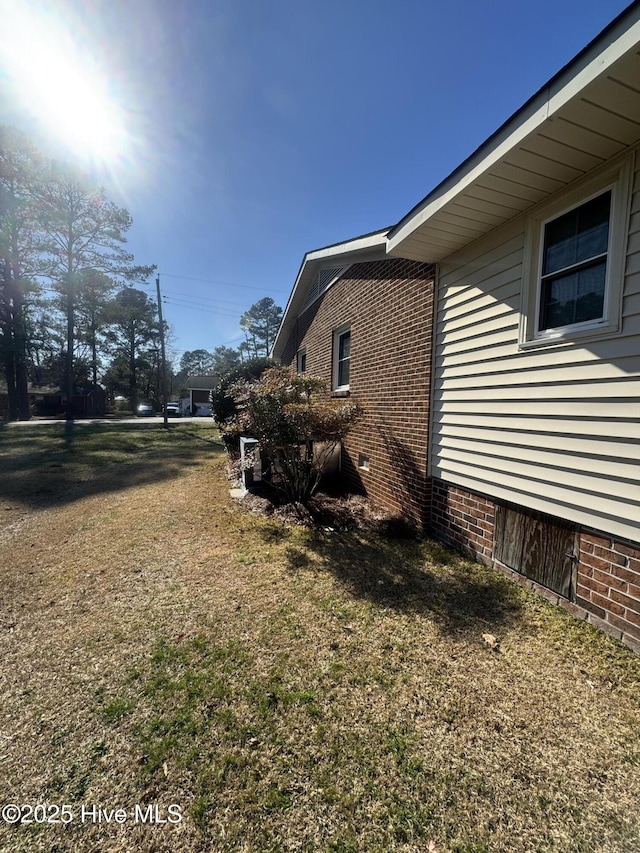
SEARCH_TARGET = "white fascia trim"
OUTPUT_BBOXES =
[387,15,640,255]
[271,229,389,359]
[305,229,389,262]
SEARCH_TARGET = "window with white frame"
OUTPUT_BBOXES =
[520,156,632,347]
[332,324,351,391]
[539,191,610,331]
[296,349,306,373]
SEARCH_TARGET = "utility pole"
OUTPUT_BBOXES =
[65,266,75,422]
[156,274,168,427]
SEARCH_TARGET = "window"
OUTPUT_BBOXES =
[539,191,610,331]
[332,324,350,391]
[296,349,306,373]
[520,156,632,347]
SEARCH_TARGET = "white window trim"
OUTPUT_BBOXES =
[332,323,351,392]
[519,154,632,350]
[296,348,306,373]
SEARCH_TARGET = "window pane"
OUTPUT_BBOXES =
[544,213,578,274]
[338,360,349,387]
[540,260,606,330]
[574,264,606,324]
[339,330,350,361]
[543,192,610,275]
[577,192,610,261]
[338,330,350,387]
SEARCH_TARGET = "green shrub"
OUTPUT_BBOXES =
[227,366,362,504]
[210,357,274,440]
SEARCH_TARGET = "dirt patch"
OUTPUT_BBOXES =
[227,452,416,535]
[239,487,416,536]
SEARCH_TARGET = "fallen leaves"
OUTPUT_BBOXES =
[482,632,500,651]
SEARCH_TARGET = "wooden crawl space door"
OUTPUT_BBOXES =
[493,503,579,601]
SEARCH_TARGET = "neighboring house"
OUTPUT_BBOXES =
[184,375,220,416]
[272,229,435,527]
[0,384,107,419]
[274,3,640,651]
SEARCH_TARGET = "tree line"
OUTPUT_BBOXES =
[0,125,156,418]
[177,296,283,381]
[0,125,283,420]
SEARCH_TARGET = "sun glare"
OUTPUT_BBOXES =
[1,2,130,166]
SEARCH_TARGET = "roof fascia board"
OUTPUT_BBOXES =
[387,7,640,255]
[306,229,389,261]
[271,230,389,358]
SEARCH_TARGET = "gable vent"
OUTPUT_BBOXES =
[302,265,350,313]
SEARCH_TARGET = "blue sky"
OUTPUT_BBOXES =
[2,0,632,362]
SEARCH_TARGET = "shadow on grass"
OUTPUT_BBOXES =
[0,422,224,510]
[283,529,522,635]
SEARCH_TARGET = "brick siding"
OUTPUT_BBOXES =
[577,531,640,647]
[430,481,494,565]
[280,258,435,527]
[430,477,640,653]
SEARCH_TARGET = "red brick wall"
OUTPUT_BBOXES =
[577,531,640,646]
[431,477,640,652]
[280,258,435,526]
[430,480,494,565]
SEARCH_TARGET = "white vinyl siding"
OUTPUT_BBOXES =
[431,148,640,544]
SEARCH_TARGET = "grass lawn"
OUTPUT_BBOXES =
[0,421,639,853]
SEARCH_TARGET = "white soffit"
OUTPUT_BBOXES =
[387,9,640,263]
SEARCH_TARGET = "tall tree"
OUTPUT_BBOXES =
[179,348,215,376]
[238,340,252,362]
[0,126,42,420]
[24,298,66,387]
[211,345,241,377]
[75,269,115,386]
[34,162,154,418]
[239,297,283,358]
[104,287,160,412]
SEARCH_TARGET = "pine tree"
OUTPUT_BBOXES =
[239,298,283,358]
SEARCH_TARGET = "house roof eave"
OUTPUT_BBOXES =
[387,2,640,263]
[271,227,391,360]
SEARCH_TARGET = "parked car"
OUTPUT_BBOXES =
[165,402,181,417]
[136,403,154,417]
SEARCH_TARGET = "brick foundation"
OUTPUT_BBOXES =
[431,478,640,653]
[577,531,640,649]
[430,481,494,565]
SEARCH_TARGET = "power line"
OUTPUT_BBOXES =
[160,272,288,294]
[162,303,242,323]
[36,281,281,313]
[165,335,246,355]
[140,284,251,309]
[162,297,233,313]
[161,296,243,317]
[161,291,249,309]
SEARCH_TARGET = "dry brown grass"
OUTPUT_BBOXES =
[0,422,639,853]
